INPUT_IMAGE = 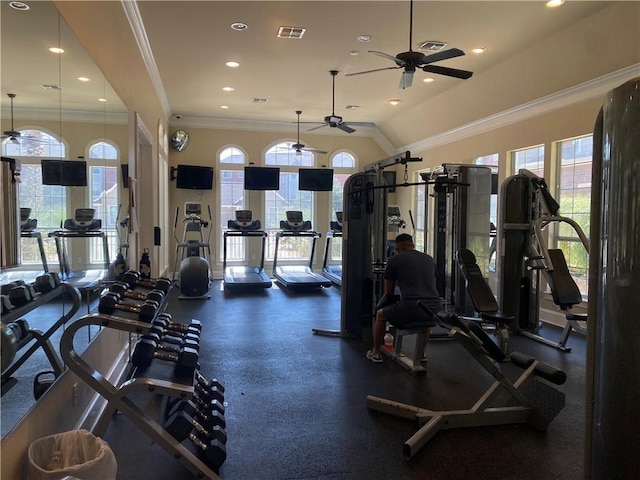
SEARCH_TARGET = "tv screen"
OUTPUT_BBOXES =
[41,159,64,185]
[121,164,129,189]
[62,160,87,187]
[244,167,280,191]
[382,171,396,193]
[176,164,214,190]
[298,168,334,192]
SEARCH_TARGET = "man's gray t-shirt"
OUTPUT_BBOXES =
[384,249,439,301]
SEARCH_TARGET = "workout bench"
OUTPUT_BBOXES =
[368,305,566,460]
[382,323,428,375]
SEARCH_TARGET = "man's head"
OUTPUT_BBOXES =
[395,233,415,253]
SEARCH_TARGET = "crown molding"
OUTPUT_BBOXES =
[121,0,171,119]
[4,108,128,125]
[398,64,640,154]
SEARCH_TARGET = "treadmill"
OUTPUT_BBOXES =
[273,211,332,291]
[223,210,272,291]
[322,212,343,287]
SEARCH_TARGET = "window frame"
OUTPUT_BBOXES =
[218,145,248,263]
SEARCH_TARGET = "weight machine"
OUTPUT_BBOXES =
[321,212,343,287]
[172,202,213,300]
[498,169,589,351]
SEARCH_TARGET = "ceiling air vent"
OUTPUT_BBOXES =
[277,26,306,39]
[252,98,268,104]
[41,84,62,90]
[418,41,448,52]
[345,105,359,110]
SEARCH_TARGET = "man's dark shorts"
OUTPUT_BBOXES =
[381,298,441,329]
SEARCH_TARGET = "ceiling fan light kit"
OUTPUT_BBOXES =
[345,0,474,89]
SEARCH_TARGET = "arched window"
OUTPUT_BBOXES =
[86,140,120,263]
[264,142,315,260]
[218,146,247,261]
[2,129,66,265]
[329,151,357,261]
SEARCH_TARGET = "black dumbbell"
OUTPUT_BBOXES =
[194,382,224,404]
[1,319,30,372]
[98,293,158,322]
[1,294,14,314]
[1,280,25,295]
[8,283,37,307]
[109,282,165,304]
[122,271,172,293]
[149,322,200,342]
[142,332,199,352]
[190,432,227,471]
[34,273,60,293]
[195,373,225,394]
[165,408,227,443]
[154,314,203,334]
[167,398,225,421]
[131,338,199,374]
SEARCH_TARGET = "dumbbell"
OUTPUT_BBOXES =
[142,332,199,352]
[149,321,200,342]
[1,295,13,314]
[7,282,37,307]
[165,407,227,443]
[195,373,225,394]
[98,293,158,322]
[194,382,225,404]
[155,313,203,334]
[1,319,30,372]
[109,282,165,304]
[131,338,199,374]
[190,431,227,471]
[1,281,24,295]
[122,271,172,293]
[167,397,225,421]
[33,272,60,293]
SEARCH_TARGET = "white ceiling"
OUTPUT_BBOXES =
[1,1,615,135]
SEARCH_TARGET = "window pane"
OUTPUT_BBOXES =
[2,129,65,158]
[512,145,544,177]
[90,165,119,263]
[332,151,355,169]
[474,153,499,168]
[220,147,245,164]
[265,143,314,166]
[89,141,117,160]
[219,169,246,261]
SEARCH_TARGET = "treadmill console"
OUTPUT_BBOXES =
[330,211,343,232]
[280,211,312,232]
[185,202,202,216]
[228,210,262,231]
[20,207,38,232]
[64,208,102,231]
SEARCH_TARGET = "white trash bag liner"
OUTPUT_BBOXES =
[26,429,117,480]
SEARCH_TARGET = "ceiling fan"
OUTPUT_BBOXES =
[306,70,376,134]
[290,110,327,155]
[345,0,474,89]
[2,93,22,144]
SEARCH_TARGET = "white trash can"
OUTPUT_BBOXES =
[26,429,117,480]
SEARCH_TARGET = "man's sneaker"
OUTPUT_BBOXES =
[366,350,383,363]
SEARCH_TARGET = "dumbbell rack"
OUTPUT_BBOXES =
[2,282,82,392]
[60,313,221,480]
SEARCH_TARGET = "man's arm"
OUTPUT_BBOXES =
[384,279,396,296]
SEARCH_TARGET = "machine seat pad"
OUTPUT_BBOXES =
[565,312,587,322]
[464,321,506,363]
[480,310,514,325]
[457,249,500,313]
[544,249,582,308]
[397,322,430,334]
[510,351,567,385]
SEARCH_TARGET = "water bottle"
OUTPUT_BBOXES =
[384,332,394,351]
[139,248,151,279]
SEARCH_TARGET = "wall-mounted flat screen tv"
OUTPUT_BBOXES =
[244,166,280,190]
[298,168,334,191]
[121,164,129,189]
[62,160,88,187]
[382,171,396,193]
[41,159,64,185]
[176,164,214,190]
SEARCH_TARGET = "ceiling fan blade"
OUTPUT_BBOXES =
[337,124,356,134]
[344,121,376,128]
[419,48,466,65]
[400,70,415,89]
[303,146,328,154]
[369,50,403,64]
[345,66,403,77]
[423,64,474,80]
[307,124,327,132]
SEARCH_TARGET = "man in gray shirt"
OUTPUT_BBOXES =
[367,233,441,363]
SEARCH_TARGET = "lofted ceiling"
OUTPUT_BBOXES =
[1,1,615,138]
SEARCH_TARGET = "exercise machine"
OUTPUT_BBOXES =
[498,169,589,351]
[223,210,271,291]
[321,212,343,286]
[173,202,212,299]
[107,204,129,281]
[272,211,331,291]
[367,304,566,460]
[385,205,406,258]
[20,207,49,273]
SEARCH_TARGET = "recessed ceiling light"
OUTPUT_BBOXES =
[357,35,373,43]
[345,105,359,110]
[230,22,248,31]
[546,0,564,7]
[9,1,30,11]
[98,98,107,102]
[471,47,486,54]
[388,99,401,106]
[48,47,64,54]
[222,86,234,92]
[225,61,240,68]
[221,105,229,109]
[423,78,435,83]
[77,76,90,82]
[349,50,359,56]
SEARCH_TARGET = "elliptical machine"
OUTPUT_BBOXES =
[172,202,212,299]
